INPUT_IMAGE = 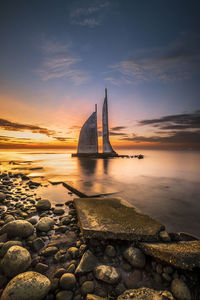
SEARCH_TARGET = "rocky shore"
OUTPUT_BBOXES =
[0,171,199,300]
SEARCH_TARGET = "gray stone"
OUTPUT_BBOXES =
[159,230,171,242]
[27,217,37,225]
[0,192,6,202]
[0,220,34,238]
[60,216,71,225]
[42,246,58,257]
[68,247,79,258]
[54,268,67,278]
[36,199,51,211]
[79,244,87,255]
[86,295,106,300]
[32,238,45,252]
[36,217,54,232]
[1,271,51,300]
[74,198,164,241]
[171,279,191,300]
[54,249,66,263]
[140,240,200,270]
[54,207,65,215]
[35,263,48,274]
[124,270,142,289]
[4,215,15,223]
[104,245,116,257]
[67,263,76,273]
[0,241,22,257]
[117,287,174,299]
[75,250,98,274]
[56,290,73,300]
[123,247,146,268]
[60,273,76,290]
[0,233,7,242]
[81,281,94,295]
[94,265,120,284]
[1,246,31,277]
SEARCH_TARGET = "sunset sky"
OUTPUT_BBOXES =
[0,0,200,149]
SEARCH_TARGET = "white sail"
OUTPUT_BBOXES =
[102,88,116,154]
[77,105,98,154]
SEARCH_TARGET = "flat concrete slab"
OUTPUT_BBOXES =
[74,197,164,241]
[140,240,200,270]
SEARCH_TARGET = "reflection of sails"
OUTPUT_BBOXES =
[77,105,98,154]
[77,158,97,175]
[103,159,109,174]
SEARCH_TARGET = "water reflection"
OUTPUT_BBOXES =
[1,149,200,237]
[77,158,97,175]
[103,159,110,174]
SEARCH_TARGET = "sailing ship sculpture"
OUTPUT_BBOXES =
[72,88,118,157]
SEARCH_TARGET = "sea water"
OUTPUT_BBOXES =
[0,149,200,237]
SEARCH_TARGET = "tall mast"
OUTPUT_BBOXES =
[102,88,116,154]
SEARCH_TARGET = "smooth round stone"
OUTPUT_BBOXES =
[32,238,45,252]
[56,290,73,300]
[104,245,116,257]
[68,247,79,258]
[1,271,51,300]
[42,246,58,257]
[1,246,31,277]
[60,273,76,290]
[4,215,15,224]
[36,217,54,232]
[54,207,65,215]
[171,278,191,300]
[0,220,34,238]
[54,268,67,278]
[0,192,6,202]
[0,241,23,257]
[81,281,94,295]
[123,247,146,268]
[36,199,51,211]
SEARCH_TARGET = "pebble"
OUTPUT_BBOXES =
[1,245,31,277]
[75,250,98,274]
[123,247,146,268]
[0,220,34,238]
[159,230,171,242]
[56,290,73,300]
[54,268,67,278]
[32,238,45,252]
[1,271,51,300]
[171,278,191,300]
[42,246,58,257]
[94,265,120,284]
[36,217,54,232]
[35,263,48,274]
[68,247,79,258]
[60,273,76,290]
[81,281,94,295]
[36,199,51,211]
[0,240,23,257]
[54,207,65,215]
[104,245,116,257]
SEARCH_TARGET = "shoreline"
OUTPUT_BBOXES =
[0,170,199,299]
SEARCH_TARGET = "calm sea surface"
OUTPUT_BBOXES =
[0,149,200,237]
